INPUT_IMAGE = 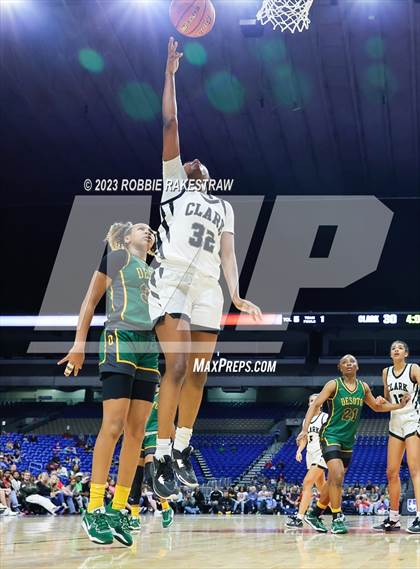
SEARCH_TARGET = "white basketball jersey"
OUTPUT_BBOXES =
[386,364,418,415]
[158,156,234,280]
[305,412,328,453]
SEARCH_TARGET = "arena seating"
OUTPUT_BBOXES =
[192,434,273,479]
[263,434,409,485]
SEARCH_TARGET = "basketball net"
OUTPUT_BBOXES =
[256,0,314,33]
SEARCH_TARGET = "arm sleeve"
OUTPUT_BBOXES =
[98,250,128,280]
[162,155,188,203]
[222,200,235,234]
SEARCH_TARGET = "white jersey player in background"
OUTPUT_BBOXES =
[286,393,328,529]
[373,340,420,534]
[150,37,262,499]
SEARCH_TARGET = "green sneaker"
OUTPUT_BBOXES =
[81,508,114,545]
[128,516,141,533]
[105,507,133,546]
[304,511,328,533]
[331,515,348,534]
[161,507,174,529]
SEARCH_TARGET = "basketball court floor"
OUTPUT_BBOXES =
[1,515,419,569]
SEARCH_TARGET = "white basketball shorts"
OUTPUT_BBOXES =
[389,410,419,440]
[148,265,223,333]
[306,447,327,470]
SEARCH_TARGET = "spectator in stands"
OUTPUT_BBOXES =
[258,491,277,515]
[257,485,268,511]
[355,494,373,516]
[342,487,356,513]
[0,469,20,512]
[246,486,258,514]
[278,488,299,515]
[192,487,206,513]
[0,480,18,516]
[218,490,234,515]
[57,464,69,478]
[234,485,248,514]
[50,473,77,514]
[70,463,81,478]
[66,477,83,513]
[20,471,62,515]
[0,455,8,469]
[46,457,60,473]
[11,471,21,495]
[183,493,200,515]
[373,494,389,516]
[37,472,68,512]
[209,487,223,514]
[228,486,238,512]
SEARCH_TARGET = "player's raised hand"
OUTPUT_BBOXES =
[166,37,183,75]
[57,344,85,377]
[233,297,263,322]
[295,449,303,463]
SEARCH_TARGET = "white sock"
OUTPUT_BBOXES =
[296,513,304,520]
[389,509,399,522]
[173,427,193,452]
[417,511,420,519]
[155,438,172,460]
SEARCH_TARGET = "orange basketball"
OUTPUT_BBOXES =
[169,0,216,38]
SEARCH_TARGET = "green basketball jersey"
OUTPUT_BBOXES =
[106,253,153,332]
[321,377,366,450]
[145,388,159,435]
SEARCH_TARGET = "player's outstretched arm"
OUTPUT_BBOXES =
[163,37,183,162]
[220,232,262,322]
[296,380,336,443]
[295,437,307,462]
[57,271,110,376]
[363,382,411,412]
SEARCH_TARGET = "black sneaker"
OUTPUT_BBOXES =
[373,517,401,532]
[407,517,420,534]
[152,455,178,500]
[285,515,303,529]
[172,445,198,488]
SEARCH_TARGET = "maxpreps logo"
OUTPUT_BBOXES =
[193,358,277,374]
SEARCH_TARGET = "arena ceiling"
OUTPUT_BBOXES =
[1,0,420,201]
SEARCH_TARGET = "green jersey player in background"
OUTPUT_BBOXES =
[297,354,410,534]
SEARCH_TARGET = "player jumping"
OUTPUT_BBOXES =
[149,37,262,499]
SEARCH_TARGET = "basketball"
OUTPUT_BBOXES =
[169,0,216,38]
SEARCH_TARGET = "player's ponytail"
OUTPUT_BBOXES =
[104,222,133,251]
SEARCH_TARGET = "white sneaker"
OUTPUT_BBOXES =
[154,509,162,517]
